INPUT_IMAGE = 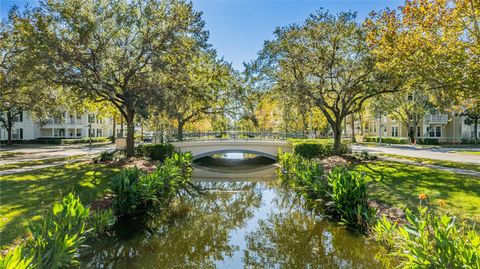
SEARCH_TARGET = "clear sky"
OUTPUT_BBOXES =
[1,0,402,71]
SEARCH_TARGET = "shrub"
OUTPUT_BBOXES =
[364,136,410,144]
[136,143,175,161]
[87,209,117,238]
[110,167,149,216]
[27,193,89,268]
[110,152,193,217]
[34,137,110,145]
[418,138,440,145]
[352,150,377,161]
[291,139,351,159]
[92,150,127,163]
[374,207,480,268]
[326,167,377,232]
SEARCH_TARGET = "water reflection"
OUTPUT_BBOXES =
[80,156,388,268]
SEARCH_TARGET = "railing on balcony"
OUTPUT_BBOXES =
[427,114,448,123]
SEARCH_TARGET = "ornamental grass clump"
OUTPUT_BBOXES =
[326,167,377,232]
[374,207,480,268]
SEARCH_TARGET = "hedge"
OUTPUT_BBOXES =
[417,138,440,145]
[290,139,351,159]
[363,136,410,144]
[136,143,175,161]
[33,137,111,145]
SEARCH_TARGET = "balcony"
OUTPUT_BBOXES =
[426,114,448,124]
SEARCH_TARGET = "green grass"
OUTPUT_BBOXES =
[0,151,27,158]
[381,153,480,173]
[355,161,480,224]
[0,155,87,171]
[0,161,119,249]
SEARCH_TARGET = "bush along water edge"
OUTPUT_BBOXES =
[279,150,480,267]
[278,151,376,233]
[0,152,194,269]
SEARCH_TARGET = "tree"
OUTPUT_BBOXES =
[373,86,432,143]
[163,51,234,140]
[458,98,480,143]
[250,11,401,153]
[0,7,61,144]
[24,0,209,155]
[365,0,479,104]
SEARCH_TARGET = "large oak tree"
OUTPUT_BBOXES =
[24,0,209,155]
[249,11,401,153]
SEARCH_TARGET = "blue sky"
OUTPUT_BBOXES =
[1,0,402,71]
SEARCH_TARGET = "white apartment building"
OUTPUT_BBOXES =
[0,110,116,141]
[345,111,479,143]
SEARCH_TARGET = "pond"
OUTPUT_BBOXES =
[80,153,388,268]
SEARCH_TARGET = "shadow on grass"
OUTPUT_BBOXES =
[0,162,119,248]
[355,161,480,221]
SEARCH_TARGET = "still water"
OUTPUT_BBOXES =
[80,153,388,268]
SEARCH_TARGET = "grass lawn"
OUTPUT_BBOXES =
[380,153,480,172]
[355,160,480,223]
[0,161,119,249]
[0,155,86,171]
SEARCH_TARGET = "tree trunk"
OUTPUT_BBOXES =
[120,115,124,138]
[351,115,356,143]
[6,111,13,145]
[112,116,116,143]
[177,119,185,141]
[359,113,364,135]
[475,118,478,143]
[332,120,343,155]
[125,108,135,157]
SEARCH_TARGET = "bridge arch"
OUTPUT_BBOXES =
[173,140,292,161]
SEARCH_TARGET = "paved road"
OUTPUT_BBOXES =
[353,145,480,164]
[0,143,115,165]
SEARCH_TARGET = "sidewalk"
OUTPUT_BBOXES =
[353,144,480,164]
[379,156,480,177]
[0,143,114,166]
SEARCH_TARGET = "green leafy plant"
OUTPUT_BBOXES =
[110,152,193,217]
[87,209,117,238]
[374,207,480,268]
[0,246,32,269]
[27,193,89,269]
[110,167,149,216]
[326,167,377,232]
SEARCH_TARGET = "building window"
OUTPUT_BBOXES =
[76,129,82,137]
[435,126,441,137]
[409,115,413,121]
[391,126,399,137]
[12,111,23,122]
[428,126,442,137]
[417,126,421,137]
[97,129,102,137]
[88,114,95,124]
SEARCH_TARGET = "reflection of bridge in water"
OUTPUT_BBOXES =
[192,164,278,181]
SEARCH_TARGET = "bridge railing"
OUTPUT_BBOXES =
[167,131,308,142]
